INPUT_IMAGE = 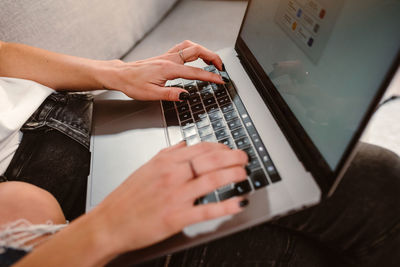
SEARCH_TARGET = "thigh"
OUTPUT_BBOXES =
[3,92,93,221]
[276,142,400,266]
[136,224,342,267]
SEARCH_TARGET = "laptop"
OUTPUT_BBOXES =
[87,0,400,265]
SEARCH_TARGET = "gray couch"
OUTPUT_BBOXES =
[0,0,247,63]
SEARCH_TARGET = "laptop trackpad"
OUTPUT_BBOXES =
[89,96,168,208]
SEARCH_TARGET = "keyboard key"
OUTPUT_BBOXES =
[217,183,234,193]
[198,125,213,138]
[170,83,183,89]
[200,89,214,100]
[162,101,174,111]
[218,137,235,149]
[189,95,201,106]
[179,111,191,122]
[185,84,197,93]
[215,128,230,140]
[180,118,194,128]
[203,97,216,107]
[182,126,197,138]
[214,88,227,98]
[196,192,218,205]
[204,65,216,72]
[210,83,221,92]
[248,154,261,170]
[191,103,205,113]
[217,96,231,106]
[208,110,223,121]
[177,103,189,114]
[221,103,234,113]
[164,109,179,126]
[197,81,209,90]
[193,112,207,122]
[266,164,281,183]
[211,119,226,131]
[218,188,237,201]
[201,134,217,143]
[205,104,219,113]
[235,180,252,195]
[196,118,210,129]
[186,135,201,146]
[220,71,230,82]
[224,110,238,121]
[227,118,242,130]
[231,127,246,140]
[250,169,269,189]
[242,146,256,156]
[235,137,251,149]
[182,79,194,86]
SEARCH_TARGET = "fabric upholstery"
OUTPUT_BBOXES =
[0,0,178,60]
[122,0,247,62]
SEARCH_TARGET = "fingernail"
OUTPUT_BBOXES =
[239,199,249,208]
[222,63,226,71]
[179,92,190,101]
[245,166,251,176]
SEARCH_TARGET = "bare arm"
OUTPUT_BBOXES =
[0,40,105,90]
[0,40,224,101]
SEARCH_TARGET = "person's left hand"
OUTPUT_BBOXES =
[98,40,224,101]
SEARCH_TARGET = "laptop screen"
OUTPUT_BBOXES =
[239,0,400,169]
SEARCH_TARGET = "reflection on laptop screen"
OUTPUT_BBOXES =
[240,0,400,169]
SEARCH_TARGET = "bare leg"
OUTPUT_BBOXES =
[0,181,65,226]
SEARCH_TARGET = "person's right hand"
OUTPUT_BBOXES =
[91,142,249,254]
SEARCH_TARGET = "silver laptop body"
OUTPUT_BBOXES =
[87,0,400,265]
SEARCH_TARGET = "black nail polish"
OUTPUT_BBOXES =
[179,92,190,101]
[222,63,226,71]
[239,199,249,208]
[245,166,251,176]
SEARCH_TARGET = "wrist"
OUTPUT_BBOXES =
[93,59,126,93]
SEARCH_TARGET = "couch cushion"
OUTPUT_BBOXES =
[122,0,247,62]
[0,0,178,59]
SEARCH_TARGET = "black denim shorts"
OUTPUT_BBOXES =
[2,92,93,221]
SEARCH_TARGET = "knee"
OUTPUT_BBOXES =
[0,181,66,225]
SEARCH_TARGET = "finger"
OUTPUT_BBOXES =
[167,142,230,163]
[167,40,197,53]
[157,86,189,102]
[180,45,223,71]
[191,149,248,176]
[160,140,187,153]
[168,64,224,84]
[179,166,247,202]
[179,197,247,226]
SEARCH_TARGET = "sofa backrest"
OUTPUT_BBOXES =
[0,0,178,59]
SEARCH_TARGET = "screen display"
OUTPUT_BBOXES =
[240,0,400,169]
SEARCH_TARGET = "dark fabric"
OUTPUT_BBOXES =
[2,92,93,221]
[0,248,28,267]
[136,143,400,267]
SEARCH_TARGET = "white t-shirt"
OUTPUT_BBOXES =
[0,78,53,175]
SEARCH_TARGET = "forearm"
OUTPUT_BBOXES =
[0,41,113,91]
[13,209,121,267]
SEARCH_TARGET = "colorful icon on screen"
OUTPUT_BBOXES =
[292,21,298,31]
[307,37,314,47]
[297,8,303,18]
[319,9,326,19]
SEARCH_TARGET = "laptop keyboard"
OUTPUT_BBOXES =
[162,65,281,204]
